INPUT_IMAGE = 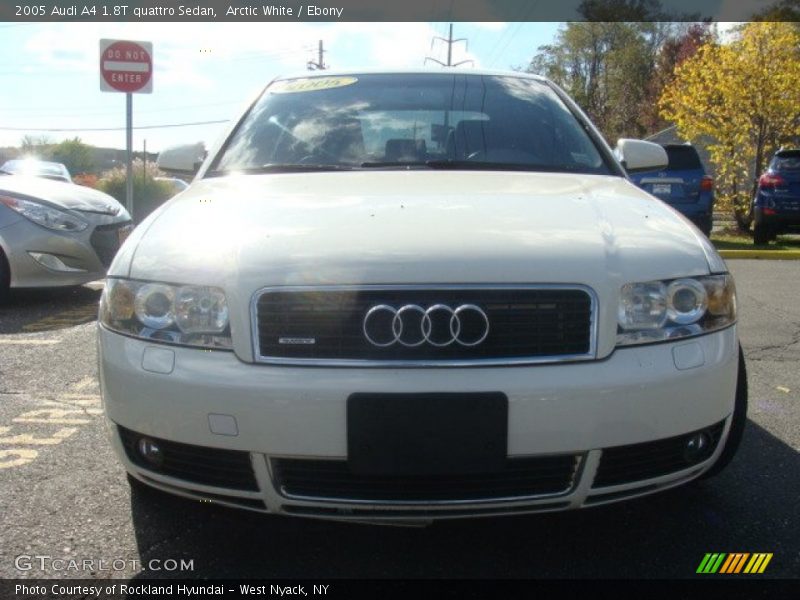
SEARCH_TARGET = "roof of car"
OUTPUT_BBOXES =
[272,68,548,83]
[2,159,69,173]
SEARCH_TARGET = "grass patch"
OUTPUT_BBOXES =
[711,229,800,251]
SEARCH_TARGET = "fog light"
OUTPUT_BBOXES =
[137,437,164,467]
[28,252,87,273]
[683,431,712,463]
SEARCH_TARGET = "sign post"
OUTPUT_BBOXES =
[99,39,153,218]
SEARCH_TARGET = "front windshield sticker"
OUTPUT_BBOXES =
[270,76,358,94]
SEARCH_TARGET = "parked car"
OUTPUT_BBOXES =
[628,143,715,236]
[1,159,73,183]
[0,172,132,301]
[751,148,800,245]
[99,70,745,524]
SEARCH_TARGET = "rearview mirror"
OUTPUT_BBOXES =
[157,142,207,175]
[615,139,668,172]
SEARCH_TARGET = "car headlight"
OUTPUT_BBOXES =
[617,274,736,346]
[0,194,88,232]
[100,278,232,349]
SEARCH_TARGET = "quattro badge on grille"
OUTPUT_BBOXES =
[278,337,316,345]
[362,304,490,348]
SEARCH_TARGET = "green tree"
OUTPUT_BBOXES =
[19,134,53,157]
[639,23,714,134]
[752,0,800,24]
[527,21,679,142]
[48,137,94,176]
[660,22,800,228]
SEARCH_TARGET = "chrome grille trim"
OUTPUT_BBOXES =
[269,453,586,506]
[250,284,599,367]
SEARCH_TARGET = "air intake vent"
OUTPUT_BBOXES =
[593,421,725,488]
[118,426,259,491]
[272,455,581,503]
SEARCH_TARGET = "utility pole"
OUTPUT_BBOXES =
[307,40,327,70]
[424,24,474,68]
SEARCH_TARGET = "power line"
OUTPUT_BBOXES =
[0,99,243,116]
[487,22,526,68]
[0,119,229,132]
[486,1,541,68]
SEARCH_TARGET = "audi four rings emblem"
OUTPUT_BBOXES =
[362,304,490,348]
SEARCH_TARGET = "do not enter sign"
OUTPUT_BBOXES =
[100,39,153,94]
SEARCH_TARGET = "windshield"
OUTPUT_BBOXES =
[772,151,800,172]
[210,73,611,175]
[1,159,70,181]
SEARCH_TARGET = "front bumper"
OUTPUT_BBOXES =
[99,325,739,522]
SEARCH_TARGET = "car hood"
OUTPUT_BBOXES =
[117,171,715,286]
[0,174,126,216]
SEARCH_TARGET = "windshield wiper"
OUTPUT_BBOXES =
[360,161,431,169]
[207,164,356,176]
[361,160,579,173]
[423,160,564,172]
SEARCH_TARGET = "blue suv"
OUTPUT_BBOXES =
[752,149,800,245]
[629,144,714,236]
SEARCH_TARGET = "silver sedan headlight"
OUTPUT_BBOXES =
[100,278,232,349]
[617,274,736,346]
[0,194,88,232]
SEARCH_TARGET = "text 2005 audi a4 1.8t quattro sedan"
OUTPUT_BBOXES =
[98,71,746,523]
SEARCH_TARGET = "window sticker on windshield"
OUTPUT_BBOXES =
[270,77,358,94]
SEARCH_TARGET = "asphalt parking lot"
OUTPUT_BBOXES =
[0,260,797,580]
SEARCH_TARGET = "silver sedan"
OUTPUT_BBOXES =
[0,173,132,301]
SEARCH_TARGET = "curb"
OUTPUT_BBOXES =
[718,249,800,260]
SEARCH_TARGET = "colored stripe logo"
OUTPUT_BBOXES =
[697,553,773,574]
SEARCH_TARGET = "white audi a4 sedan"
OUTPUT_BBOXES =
[98,70,746,524]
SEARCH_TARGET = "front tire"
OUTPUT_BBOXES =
[0,248,10,305]
[701,346,747,479]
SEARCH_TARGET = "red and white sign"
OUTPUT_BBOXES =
[99,39,153,94]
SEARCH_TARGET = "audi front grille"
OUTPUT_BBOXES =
[251,285,596,366]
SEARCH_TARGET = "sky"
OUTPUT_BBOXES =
[0,22,563,153]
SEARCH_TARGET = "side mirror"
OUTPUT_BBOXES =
[615,139,668,172]
[157,142,207,175]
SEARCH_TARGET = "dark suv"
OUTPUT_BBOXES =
[752,149,800,245]
[629,144,714,236]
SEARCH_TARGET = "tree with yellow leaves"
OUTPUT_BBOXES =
[659,22,800,229]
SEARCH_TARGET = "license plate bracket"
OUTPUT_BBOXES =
[347,392,508,476]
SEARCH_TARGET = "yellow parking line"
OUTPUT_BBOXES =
[0,339,61,345]
[718,249,800,260]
